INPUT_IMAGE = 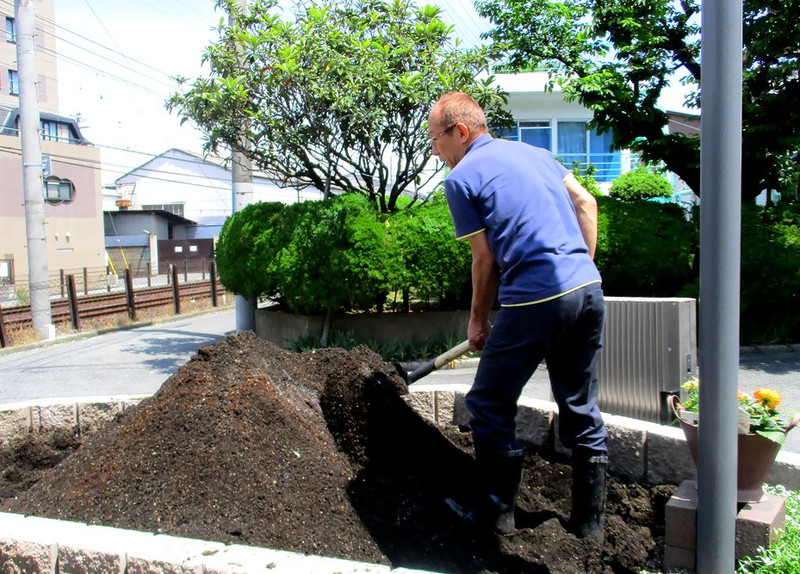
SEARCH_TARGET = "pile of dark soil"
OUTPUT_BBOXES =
[1,332,674,573]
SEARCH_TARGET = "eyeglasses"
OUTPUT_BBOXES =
[429,124,457,145]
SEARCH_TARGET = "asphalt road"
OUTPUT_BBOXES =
[1,308,798,453]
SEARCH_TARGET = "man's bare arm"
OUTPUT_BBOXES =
[466,231,499,350]
[563,173,598,259]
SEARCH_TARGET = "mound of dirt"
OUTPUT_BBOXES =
[1,331,674,573]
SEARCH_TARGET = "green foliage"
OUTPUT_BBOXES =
[737,485,800,573]
[390,193,472,308]
[609,167,673,202]
[739,205,800,344]
[571,164,603,198]
[286,330,473,362]
[476,0,800,203]
[594,196,696,296]
[169,0,512,213]
[214,201,286,299]
[214,194,471,315]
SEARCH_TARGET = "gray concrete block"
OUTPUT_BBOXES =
[76,402,120,434]
[766,451,800,492]
[36,404,77,433]
[606,423,647,482]
[0,407,33,446]
[58,544,124,574]
[0,539,55,573]
[433,390,456,426]
[452,392,470,427]
[645,424,696,485]
[403,392,435,424]
[514,400,553,448]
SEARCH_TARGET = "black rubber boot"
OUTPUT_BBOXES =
[446,448,524,535]
[567,452,608,542]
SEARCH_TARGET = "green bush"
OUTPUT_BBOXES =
[609,167,673,202]
[390,193,472,309]
[214,201,286,299]
[739,204,800,344]
[595,196,696,296]
[214,194,470,315]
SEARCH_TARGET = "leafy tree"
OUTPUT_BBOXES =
[168,0,512,213]
[476,0,800,203]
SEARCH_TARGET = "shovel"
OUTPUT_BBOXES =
[396,339,472,385]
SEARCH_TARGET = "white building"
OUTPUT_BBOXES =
[106,148,323,239]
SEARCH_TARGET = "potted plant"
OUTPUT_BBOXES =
[669,378,800,502]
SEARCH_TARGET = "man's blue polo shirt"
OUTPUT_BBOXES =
[444,134,601,307]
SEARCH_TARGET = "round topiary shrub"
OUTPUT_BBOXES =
[609,167,673,201]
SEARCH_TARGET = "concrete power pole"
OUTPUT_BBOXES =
[230,0,255,332]
[15,0,54,340]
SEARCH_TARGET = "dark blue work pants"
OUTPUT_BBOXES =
[465,282,607,456]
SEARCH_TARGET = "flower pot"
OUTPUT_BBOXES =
[668,394,800,502]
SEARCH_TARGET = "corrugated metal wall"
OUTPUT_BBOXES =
[597,297,697,424]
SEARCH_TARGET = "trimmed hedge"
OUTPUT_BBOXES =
[215,194,470,315]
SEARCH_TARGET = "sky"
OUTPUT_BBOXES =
[51,0,689,188]
[52,0,492,186]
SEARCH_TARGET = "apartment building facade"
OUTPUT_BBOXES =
[1,0,104,291]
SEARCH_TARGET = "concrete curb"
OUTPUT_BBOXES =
[0,512,433,573]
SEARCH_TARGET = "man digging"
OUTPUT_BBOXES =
[429,92,608,540]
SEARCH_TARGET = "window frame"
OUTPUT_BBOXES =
[8,69,19,96]
[5,17,15,43]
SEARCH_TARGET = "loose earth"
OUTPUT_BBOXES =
[1,331,674,573]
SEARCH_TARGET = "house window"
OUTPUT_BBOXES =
[8,70,19,95]
[43,176,75,204]
[5,17,14,43]
[41,120,59,141]
[520,121,552,150]
[500,120,621,181]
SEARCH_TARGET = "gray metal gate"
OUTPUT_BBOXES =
[597,297,697,423]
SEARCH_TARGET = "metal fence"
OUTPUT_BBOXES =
[0,259,218,307]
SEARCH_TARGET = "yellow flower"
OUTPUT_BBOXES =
[753,387,782,409]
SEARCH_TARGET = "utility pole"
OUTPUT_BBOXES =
[230,0,255,332]
[15,0,53,340]
[697,0,743,570]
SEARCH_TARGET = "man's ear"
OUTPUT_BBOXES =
[456,122,471,142]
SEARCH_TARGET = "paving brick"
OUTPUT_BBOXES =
[735,494,786,562]
[665,481,698,550]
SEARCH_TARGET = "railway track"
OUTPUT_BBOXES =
[0,281,224,330]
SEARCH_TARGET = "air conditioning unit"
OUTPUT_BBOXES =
[597,297,697,424]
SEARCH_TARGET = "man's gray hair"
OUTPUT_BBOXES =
[435,92,487,131]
